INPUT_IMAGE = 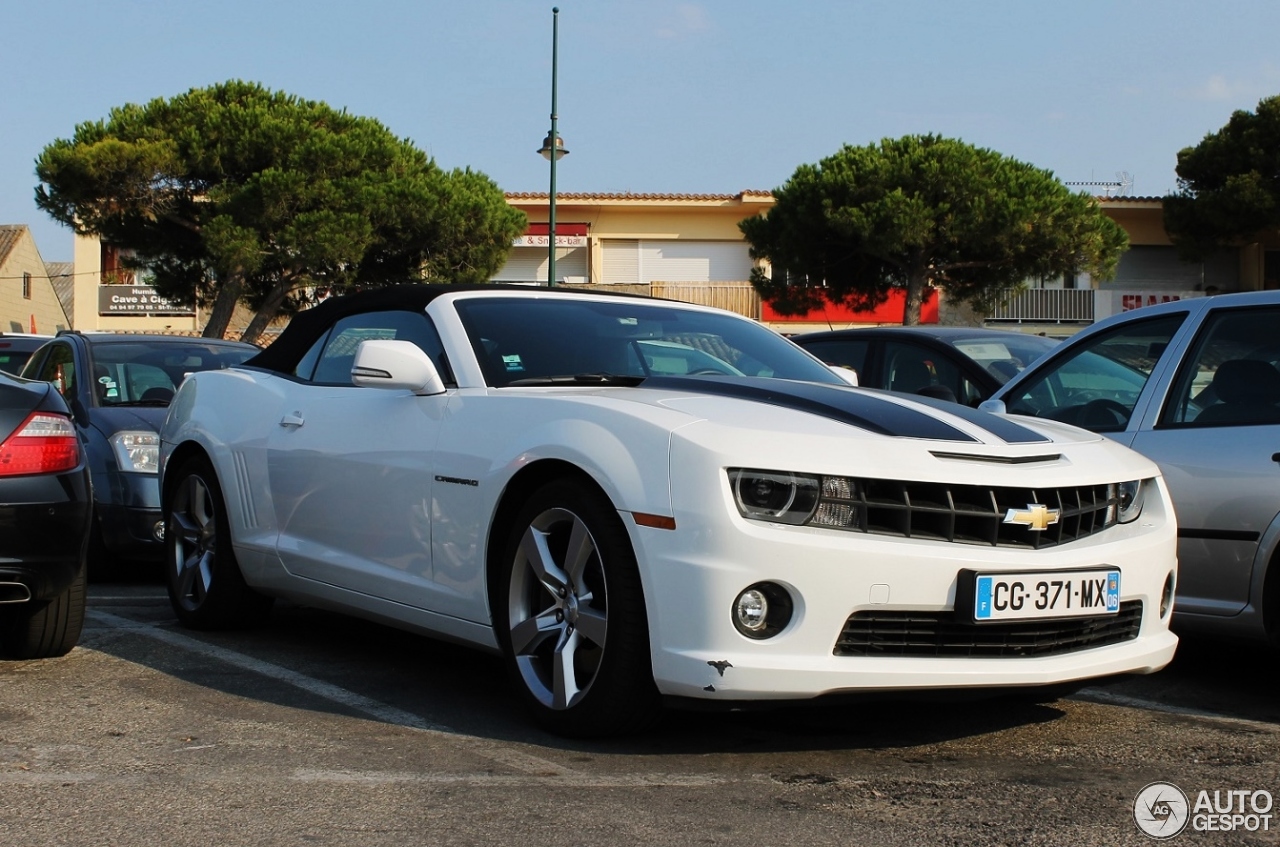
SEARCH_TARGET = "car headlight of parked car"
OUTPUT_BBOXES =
[110,430,160,473]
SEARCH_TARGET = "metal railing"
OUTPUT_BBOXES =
[985,288,1095,323]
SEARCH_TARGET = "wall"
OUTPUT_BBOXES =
[0,227,69,334]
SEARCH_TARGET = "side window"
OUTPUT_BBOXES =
[1160,307,1280,428]
[1005,315,1185,432]
[308,311,450,386]
[36,343,77,400]
[884,340,966,403]
[800,338,870,380]
[293,329,331,381]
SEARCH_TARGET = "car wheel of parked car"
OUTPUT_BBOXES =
[497,479,659,737]
[165,456,273,630]
[2,559,86,659]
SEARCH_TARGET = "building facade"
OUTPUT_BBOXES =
[0,225,70,335]
[27,192,1280,337]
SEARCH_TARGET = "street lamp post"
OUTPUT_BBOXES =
[537,6,568,287]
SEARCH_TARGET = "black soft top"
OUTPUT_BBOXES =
[244,283,655,374]
[245,284,500,373]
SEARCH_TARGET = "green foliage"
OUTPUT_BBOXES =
[1163,95,1280,260]
[740,135,1128,324]
[35,81,526,338]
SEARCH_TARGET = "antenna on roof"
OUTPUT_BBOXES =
[1065,172,1133,197]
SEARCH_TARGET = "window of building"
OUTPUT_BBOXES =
[22,273,32,299]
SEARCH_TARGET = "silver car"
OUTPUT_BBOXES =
[983,291,1280,646]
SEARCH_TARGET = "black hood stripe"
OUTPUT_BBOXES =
[642,377,1049,444]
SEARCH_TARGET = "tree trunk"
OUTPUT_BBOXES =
[239,279,294,346]
[902,268,928,326]
[202,272,244,339]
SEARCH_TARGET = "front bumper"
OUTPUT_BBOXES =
[632,458,1180,701]
[94,470,163,559]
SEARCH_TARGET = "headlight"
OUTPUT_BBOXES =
[729,468,863,529]
[110,430,160,474]
[1112,479,1146,524]
[729,469,819,525]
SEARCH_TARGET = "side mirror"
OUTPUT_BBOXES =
[978,398,1006,415]
[351,340,446,395]
[829,365,859,386]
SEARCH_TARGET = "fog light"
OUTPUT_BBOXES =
[735,589,768,632]
[1159,571,1175,618]
[731,582,794,639]
[152,520,166,542]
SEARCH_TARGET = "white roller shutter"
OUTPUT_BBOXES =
[603,240,640,284]
[639,241,752,283]
[491,246,587,284]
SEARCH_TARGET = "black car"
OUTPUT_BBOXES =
[791,326,1060,405]
[21,332,259,572]
[0,370,91,658]
[0,333,53,376]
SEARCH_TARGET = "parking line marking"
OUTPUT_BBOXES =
[86,610,575,777]
[1076,687,1280,732]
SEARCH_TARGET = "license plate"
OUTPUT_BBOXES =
[971,568,1120,622]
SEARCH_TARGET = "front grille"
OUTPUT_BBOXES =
[834,601,1143,658]
[848,479,1120,549]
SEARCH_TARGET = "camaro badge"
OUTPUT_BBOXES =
[1003,503,1061,531]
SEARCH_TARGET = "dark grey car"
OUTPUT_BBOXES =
[792,326,1058,405]
[983,291,1280,646]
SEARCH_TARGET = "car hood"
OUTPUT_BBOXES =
[578,377,1096,446]
[512,377,1157,485]
[89,405,169,435]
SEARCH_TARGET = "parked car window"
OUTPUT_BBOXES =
[309,310,450,386]
[883,341,983,405]
[33,342,77,401]
[951,336,1054,384]
[91,341,257,405]
[1159,307,1280,427]
[795,338,870,380]
[1003,315,1185,432]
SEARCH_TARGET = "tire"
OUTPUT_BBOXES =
[165,455,273,630]
[3,559,86,659]
[496,479,660,737]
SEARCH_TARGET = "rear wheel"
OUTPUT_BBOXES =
[165,455,273,630]
[2,559,86,659]
[496,479,659,737]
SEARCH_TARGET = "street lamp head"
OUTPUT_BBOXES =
[538,132,569,161]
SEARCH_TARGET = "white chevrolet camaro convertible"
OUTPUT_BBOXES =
[159,285,1178,736]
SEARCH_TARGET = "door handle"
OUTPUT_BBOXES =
[279,411,304,428]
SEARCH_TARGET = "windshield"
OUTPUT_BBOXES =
[951,333,1059,384]
[454,297,841,388]
[92,341,257,406]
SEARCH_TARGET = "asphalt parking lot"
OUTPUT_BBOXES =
[3,577,1279,847]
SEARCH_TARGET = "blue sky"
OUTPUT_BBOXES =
[7,0,1280,261]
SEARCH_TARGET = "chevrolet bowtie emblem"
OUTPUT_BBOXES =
[1003,503,1061,531]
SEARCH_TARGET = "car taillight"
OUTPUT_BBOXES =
[0,412,80,477]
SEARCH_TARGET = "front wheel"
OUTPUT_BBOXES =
[165,455,273,630]
[496,479,659,737]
